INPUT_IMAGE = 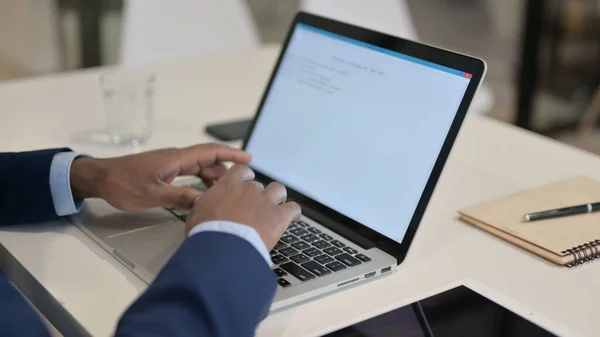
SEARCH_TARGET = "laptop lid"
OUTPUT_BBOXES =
[242,12,486,264]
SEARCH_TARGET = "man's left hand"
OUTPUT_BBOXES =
[69,144,252,211]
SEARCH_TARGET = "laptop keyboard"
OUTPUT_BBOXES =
[272,221,371,287]
[166,183,371,287]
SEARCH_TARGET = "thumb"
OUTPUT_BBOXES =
[281,202,302,224]
[278,202,302,234]
[159,185,203,210]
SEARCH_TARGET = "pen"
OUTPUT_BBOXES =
[523,202,600,222]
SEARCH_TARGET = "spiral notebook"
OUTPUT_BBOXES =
[459,177,600,267]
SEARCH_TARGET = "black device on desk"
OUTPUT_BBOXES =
[324,285,555,337]
[205,119,252,141]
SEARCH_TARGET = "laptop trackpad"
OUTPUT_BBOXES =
[74,199,177,237]
[73,199,185,280]
[105,221,185,277]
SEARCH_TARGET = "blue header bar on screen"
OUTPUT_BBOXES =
[296,23,470,78]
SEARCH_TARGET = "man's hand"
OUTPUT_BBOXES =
[185,165,301,250]
[70,144,251,211]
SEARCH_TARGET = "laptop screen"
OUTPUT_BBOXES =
[245,23,471,244]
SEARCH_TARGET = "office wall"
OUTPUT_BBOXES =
[0,0,62,75]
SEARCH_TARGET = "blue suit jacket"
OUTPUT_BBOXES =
[0,149,276,336]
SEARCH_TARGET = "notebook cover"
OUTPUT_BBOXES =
[459,177,600,264]
[460,214,570,265]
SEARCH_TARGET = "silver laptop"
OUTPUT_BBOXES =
[71,12,485,311]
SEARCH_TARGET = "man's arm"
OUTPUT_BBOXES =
[0,147,296,336]
[0,270,52,337]
[117,164,300,336]
[116,231,276,337]
[114,164,300,336]
[0,144,252,225]
[0,149,73,225]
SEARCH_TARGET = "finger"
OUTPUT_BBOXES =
[247,180,264,191]
[159,185,203,209]
[279,202,302,231]
[278,202,302,235]
[185,195,203,219]
[199,163,227,187]
[184,195,203,224]
[181,144,252,168]
[221,164,254,184]
[264,182,287,205]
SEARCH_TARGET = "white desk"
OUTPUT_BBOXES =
[1,46,598,337]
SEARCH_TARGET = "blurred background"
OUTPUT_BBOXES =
[0,0,599,152]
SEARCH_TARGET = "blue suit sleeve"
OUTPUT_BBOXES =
[115,231,277,337]
[0,148,72,225]
[0,271,51,337]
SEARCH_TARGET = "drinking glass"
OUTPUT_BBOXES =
[100,71,155,145]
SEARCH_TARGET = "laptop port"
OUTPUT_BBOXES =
[364,271,376,279]
[381,266,392,273]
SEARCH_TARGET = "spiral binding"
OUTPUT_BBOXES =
[563,240,600,267]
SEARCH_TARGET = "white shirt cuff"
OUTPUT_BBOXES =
[188,221,272,267]
[49,152,86,216]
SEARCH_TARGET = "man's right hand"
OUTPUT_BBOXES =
[185,164,301,250]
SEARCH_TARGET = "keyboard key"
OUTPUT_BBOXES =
[308,227,321,234]
[301,261,331,277]
[301,234,319,242]
[303,247,321,257]
[319,233,333,241]
[343,247,358,254]
[274,241,287,250]
[323,247,343,256]
[279,247,299,257]
[281,262,316,282]
[330,240,346,248]
[288,223,299,231]
[277,278,292,287]
[290,228,308,236]
[271,255,288,265]
[281,235,299,244]
[313,240,331,249]
[297,221,310,228]
[325,261,347,272]
[291,241,311,250]
[355,254,372,262]
[315,254,334,264]
[290,253,311,264]
[273,268,287,277]
[335,253,362,267]
[270,250,278,257]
